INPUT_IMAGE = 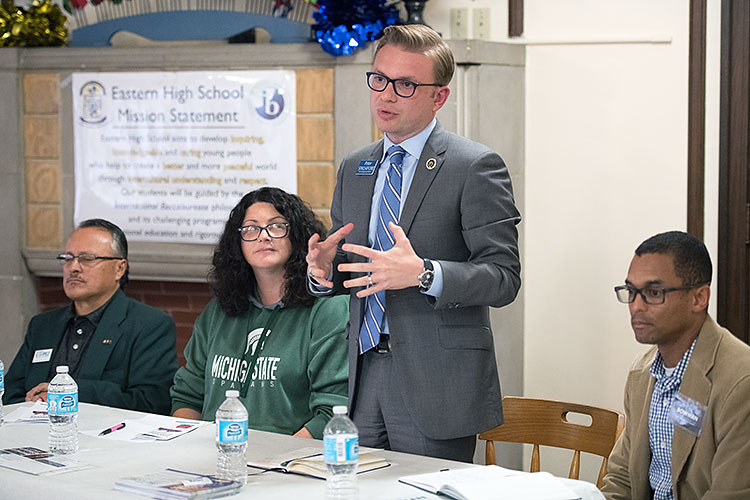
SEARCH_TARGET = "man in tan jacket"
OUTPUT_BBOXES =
[602,231,750,500]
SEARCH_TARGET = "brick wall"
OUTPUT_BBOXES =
[35,277,212,366]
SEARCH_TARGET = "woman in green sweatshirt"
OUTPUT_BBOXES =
[170,187,349,439]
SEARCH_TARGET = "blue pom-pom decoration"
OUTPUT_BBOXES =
[313,0,400,57]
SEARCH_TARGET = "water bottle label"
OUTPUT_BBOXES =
[0,367,4,390]
[217,420,248,444]
[48,392,78,414]
[324,435,358,462]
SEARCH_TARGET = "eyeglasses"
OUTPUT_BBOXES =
[57,253,125,266]
[366,72,442,98]
[238,222,290,242]
[614,282,709,305]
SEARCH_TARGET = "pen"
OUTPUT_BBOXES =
[99,422,126,436]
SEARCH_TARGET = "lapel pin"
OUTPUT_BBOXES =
[102,339,112,344]
[426,158,437,170]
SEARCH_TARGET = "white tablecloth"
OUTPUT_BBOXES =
[0,402,604,500]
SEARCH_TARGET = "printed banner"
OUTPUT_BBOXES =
[72,71,296,244]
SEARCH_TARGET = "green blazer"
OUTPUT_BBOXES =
[3,289,177,415]
[602,316,750,500]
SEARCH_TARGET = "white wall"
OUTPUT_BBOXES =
[523,0,690,411]
[425,0,508,42]
[705,0,720,320]
[426,0,721,480]
[522,0,692,478]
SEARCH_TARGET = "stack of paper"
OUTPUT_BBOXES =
[114,469,242,499]
[2,401,48,424]
[0,447,92,475]
[81,415,209,442]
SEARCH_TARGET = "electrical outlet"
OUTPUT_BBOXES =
[450,8,469,40]
[473,7,491,40]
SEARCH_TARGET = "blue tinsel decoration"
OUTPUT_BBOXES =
[313,0,400,57]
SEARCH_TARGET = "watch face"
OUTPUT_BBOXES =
[419,269,434,289]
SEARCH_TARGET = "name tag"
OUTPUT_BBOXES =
[356,160,377,176]
[32,349,53,363]
[669,392,706,436]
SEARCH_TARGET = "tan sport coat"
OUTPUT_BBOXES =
[601,315,750,500]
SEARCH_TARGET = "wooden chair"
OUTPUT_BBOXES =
[478,396,625,488]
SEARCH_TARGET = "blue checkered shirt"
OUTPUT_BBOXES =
[648,339,697,500]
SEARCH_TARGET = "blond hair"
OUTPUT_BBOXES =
[374,24,455,86]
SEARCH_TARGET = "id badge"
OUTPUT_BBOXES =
[32,349,53,363]
[669,392,706,437]
[356,160,377,175]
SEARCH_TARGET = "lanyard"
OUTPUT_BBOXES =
[239,307,280,398]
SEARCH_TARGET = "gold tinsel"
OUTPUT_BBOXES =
[0,0,68,47]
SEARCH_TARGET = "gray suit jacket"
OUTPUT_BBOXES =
[328,122,521,440]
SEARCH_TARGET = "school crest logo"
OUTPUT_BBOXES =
[79,81,106,124]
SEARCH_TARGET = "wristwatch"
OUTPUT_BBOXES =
[417,259,435,291]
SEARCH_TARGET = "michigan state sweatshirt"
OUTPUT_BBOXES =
[170,294,349,439]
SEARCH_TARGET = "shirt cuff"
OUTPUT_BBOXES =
[307,267,334,295]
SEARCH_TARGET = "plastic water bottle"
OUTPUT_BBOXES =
[215,389,248,485]
[324,405,359,500]
[0,358,5,426]
[47,365,78,454]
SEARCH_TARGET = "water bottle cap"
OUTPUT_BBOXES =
[226,390,240,398]
[56,365,69,373]
[332,405,348,415]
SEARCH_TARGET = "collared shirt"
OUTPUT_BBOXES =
[648,339,697,500]
[48,294,116,379]
[308,118,445,309]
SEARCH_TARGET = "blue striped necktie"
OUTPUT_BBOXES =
[359,145,406,353]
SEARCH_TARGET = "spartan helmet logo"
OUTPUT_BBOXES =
[244,328,265,356]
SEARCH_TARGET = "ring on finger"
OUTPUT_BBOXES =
[368,275,373,286]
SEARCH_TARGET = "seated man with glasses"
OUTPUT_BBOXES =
[2,219,178,414]
[602,231,750,500]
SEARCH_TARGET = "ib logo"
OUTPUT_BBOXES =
[251,82,287,123]
[79,81,106,124]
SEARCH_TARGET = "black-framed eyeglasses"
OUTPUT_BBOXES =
[238,222,290,242]
[57,253,125,266]
[366,72,442,98]
[614,282,709,305]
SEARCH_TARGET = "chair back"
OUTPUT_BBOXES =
[478,396,624,488]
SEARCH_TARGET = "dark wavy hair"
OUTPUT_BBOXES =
[210,187,325,316]
[77,218,129,290]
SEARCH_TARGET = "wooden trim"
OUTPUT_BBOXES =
[509,0,524,38]
[687,0,707,239]
[718,0,750,343]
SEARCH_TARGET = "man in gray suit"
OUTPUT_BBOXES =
[307,24,521,461]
